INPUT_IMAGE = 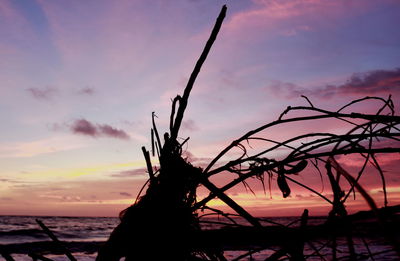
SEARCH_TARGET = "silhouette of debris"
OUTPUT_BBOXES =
[97,4,400,261]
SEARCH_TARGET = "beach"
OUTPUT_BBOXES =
[1,214,398,260]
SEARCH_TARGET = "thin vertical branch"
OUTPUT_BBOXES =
[152,112,162,154]
[170,5,227,140]
[151,128,155,157]
[170,95,181,134]
[142,146,154,181]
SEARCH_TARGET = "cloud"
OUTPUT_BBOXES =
[78,87,95,95]
[119,192,132,197]
[26,86,58,100]
[60,195,81,202]
[181,119,199,132]
[70,119,130,140]
[224,0,352,36]
[270,68,400,99]
[71,119,98,136]
[335,69,400,95]
[0,136,85,158]
[98,125,130,140]
[280,25,311,36]
[268,81,305,99]
[110,168,147,178]
[48,122,67,132]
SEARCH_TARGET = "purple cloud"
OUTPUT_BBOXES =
[181,119,199,132]
[335,68,400,95]
[27,86,57,100]
[270,68,400,99]
[78,87,95,95]
[70,119,130,140]
[71,119,98,136]
[98,124,130,140]
[119,192,132,197]
[268,81,305,99]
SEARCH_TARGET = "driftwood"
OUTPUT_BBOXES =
[29,253,56,261]
[97,4,400,261]
[1,219,76,261]
[36,219,76,261]
[2,205,399,256]
[96,5,228,261]
[0,245,16,261]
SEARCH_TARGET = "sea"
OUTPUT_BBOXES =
[0,216,116,261]
[0,215,397,260]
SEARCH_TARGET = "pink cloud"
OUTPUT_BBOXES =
[71,119,130,140]
[336,69,400,95]
[98,124,130,140]
[269,68,400,99]
[77,87,95,95]
[0,0,22,20]
[0,0,31,37]
[36,0,193,76]
[224,0,372,35]
[110,168,147,178]
[0,177,146,216]
[27,86,58,100]
[238,0,321,19]
[337,151,400,168]
[119,192,132,197]
[71,119,98,136]
[181,119,199,132]
[0,42,18,56]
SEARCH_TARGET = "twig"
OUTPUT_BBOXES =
[232,248,266,261]
[360,237,375,261]
[195,145,400,210]
[201,178,262,228]
[199,205,239,225]
[170,95,181,134]
[35,219,77,261]
[328,157,400,258]
[301,95,314,107]
[141,146,154,181]
[151,128,155,157]
[28,253,55,261]
[152,112,162,154]
[204,110,400,175]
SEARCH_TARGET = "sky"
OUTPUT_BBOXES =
[1,0,400,217]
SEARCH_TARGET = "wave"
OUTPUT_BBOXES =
[0,228,95,244]
[0,240,103,255]
[0,228,46,238]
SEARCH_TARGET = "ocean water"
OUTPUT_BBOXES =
[0,215,397,260]
[0,216,117,261]
[0,216,118,245]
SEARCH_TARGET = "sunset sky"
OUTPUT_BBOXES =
[1,0,400,217]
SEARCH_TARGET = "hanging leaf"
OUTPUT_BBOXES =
[277,166,291,198]
[284,160,308,174]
